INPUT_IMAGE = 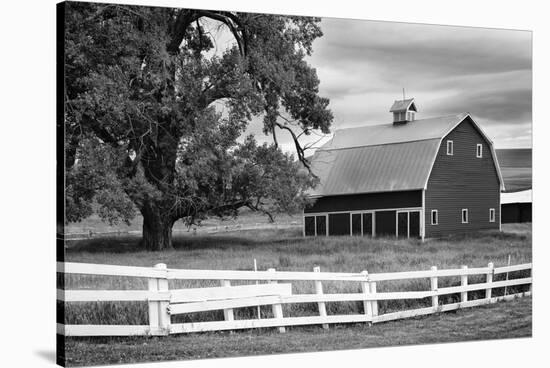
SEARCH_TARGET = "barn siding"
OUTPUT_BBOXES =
[305,190,422,213]
[425,118,500,237]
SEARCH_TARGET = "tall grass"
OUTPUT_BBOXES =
[62,224,531,325]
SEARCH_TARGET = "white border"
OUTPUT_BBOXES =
[4,1,544,368]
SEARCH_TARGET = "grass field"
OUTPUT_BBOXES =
[64,296,531,367]
[61,223,532,366]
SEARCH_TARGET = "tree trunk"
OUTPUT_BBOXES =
[141,208,175,251]
[137,121,180,251]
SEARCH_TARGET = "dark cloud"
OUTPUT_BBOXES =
[245,16,532,151]
[314,19,531,77]
[312,18,531,146]
[431,88,532,125]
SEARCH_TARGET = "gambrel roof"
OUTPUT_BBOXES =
[308,113,504,197]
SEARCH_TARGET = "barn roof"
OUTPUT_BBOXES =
[389,98,417,112]
[308,113,504,197]
[323,113,465,150]
[501,189,532,204]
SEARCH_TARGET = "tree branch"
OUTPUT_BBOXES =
[246,202,274,223]
[167,10,247,56]
[274,121,311,172]
[208,200,251,215]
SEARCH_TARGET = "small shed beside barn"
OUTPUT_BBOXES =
[501,189,532,223]
[304,98,504,239]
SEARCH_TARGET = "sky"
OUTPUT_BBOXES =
[239,17,532,154]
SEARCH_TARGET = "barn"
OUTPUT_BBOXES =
[303,98,505,239]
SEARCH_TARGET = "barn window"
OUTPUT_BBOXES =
[431,210,438,225]
[394,112,404,121]
[476,144,483,158]
[446,140,454,155]
[489,208,495,222]
[462,209,469,224]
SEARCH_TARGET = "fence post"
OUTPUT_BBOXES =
[313,266,329,329]
[268,268,286,333]
[155,264,170,335]
[220,280,235,325]
[148,263,169,335]
[360,270,373,323]
[430,266,438,310]
[460,265,468,303]
[369,281,378,317]
[486,262,494,300]
[504,255,511,296]
[527,264,532,293]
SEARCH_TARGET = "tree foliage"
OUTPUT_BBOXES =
[63,3,332,250]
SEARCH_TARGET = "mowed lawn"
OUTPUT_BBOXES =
[64,223,531,272]
[64,297,531,367]
[62,223,532,366]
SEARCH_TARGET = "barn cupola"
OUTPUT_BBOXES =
[390,98,418,124]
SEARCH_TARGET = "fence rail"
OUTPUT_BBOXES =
[57,261,532,337]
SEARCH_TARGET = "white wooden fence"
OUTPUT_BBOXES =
[57,261,532,337]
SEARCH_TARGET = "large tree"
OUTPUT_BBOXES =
[63,2,332,250]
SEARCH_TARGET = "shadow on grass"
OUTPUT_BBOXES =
[66,228,305,254]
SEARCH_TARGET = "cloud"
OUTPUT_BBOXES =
[242,16,532,154]
[313,19,531,77]
[308,18,531,147]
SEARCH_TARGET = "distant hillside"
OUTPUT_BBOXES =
[496,149,532,192]
[496,148,532,168]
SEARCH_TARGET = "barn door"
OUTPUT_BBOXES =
[362,212,373,237]
[375,211,396,237]
[409,211,420,238]
[351,213,362,236]
[397,212,408,238]
[316,215,327,236]
[304,216,315,236]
